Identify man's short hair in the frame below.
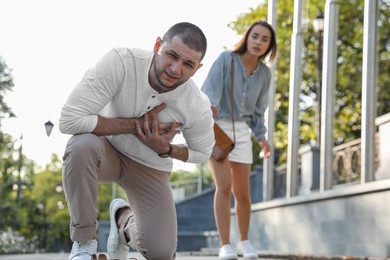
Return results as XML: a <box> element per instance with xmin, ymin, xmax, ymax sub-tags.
<box><xmin>162</xmin><ymin>22</ymin><xmax>207</xmax><ymax>61</ymax></box>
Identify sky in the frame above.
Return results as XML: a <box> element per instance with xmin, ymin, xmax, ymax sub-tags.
<box><xmin>0</xmin><ymin>0</ymin><xmax>261</xmax><ymax>171</ymax></box>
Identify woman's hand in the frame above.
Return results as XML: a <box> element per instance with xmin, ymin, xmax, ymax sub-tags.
<box><xmin>211</xmin><ymin>105</ymin><xmax>219</xmax><ymax>116</ymax></box>
<box><xmin>258</xmin><ymin>139</ymin><xmax>272</xmax><ymax>159</ymax></box>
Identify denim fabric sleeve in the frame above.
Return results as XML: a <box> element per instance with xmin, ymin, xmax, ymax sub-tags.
<box><xmin>201</xmin><ymin>52</ymin><xmax>230</xmax><ymax>110</ymax></box>
<box><xmin>249</xmin><ymin>66</ymin><xmax>272</xmax><ymax>141</ymax></box>
<box><xmin>202</xmin><ymin>51</ymin><xmax>272</xmax><ymax>141</ymax></box>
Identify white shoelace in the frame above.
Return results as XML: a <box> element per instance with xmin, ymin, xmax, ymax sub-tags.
<box><xmin>74</xmin><ymin>241</ymin><xmax>95</xmax><ymax>255</ymax></box>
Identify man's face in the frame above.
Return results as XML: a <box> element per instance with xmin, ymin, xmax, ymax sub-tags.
<box><xmin>149</xmin><ymin>35</ymin><xmax>203</xmax><ymax>93</ymax></box>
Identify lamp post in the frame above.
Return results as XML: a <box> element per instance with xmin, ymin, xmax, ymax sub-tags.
<box><xmin>313</xmin><ymin>12</ymin><xmax>324</xmax><ymax>146</ymax></box>
<box><xmin>44</xmin><ymin>120</ymin><xmax>54</xmax><ymax>137</ymax></box>
<box><xmin>16</xmin><ymin>134</ymin><xmax>23</xmax><ymax>203</ymax></box>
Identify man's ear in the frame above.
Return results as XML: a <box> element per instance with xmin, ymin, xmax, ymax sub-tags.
<box><xmin>153</xmin><ymin>37</ymin><xmax>162</xmax><ymax>55</ymax></box>
<box><xmin>191</xmin><ymin>63</ymin><xmax>203</xmax><ymax>77</ymax></box>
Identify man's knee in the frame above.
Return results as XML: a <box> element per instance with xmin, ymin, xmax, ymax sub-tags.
<box><xmin>64</xmin><ymin>134</ymin><xmax>102</xmax><ymax>161</ymax></box>
<box><xmin>139</xmin><ymin>243</ymin><xmax>176</xmax><ymax>260</ymax></box>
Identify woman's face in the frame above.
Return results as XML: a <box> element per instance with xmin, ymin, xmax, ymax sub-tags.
<box><xmin>246</xmin><ymin>25</ymin><xmax>272</xmax><ymax>58</ymax></box>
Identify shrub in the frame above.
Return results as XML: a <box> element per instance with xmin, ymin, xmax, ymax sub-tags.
<box><xmin>0</xmin><ymin>227</ymin><xmax>37</xmax><ymax>254</ymax></box>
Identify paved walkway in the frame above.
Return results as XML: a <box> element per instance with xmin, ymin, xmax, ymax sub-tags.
<box><xmin>0</xmin><ymin>252</ymin><xmax>384</xmax><ymax>260</ymax></box>
<box><xmin>0</xmin><ymin>252</ymin><xmax>219</xmax><ymax>260</ymax></box>
<box><xmin>0</xmin><ymin>252</ymin><xmax>288</xmax><ymax>260</ymax></box>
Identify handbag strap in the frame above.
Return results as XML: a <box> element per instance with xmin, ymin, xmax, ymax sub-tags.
<box><xmin>231</xmin><ymin>55</ymin><xmax>236</xmax><ymax>143</ymax></box>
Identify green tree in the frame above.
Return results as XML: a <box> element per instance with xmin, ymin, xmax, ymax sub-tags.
<box><xmin>97</xmin><ymin>182</ymin><xmax>126</xmax><ymax>221</ymax></box>
<box><xmin>0</xmin><ymin>136</ymin><xmax>17</xmax><ymax>229</ymax></box>
<box><xmin>0</xmin><ymin>56</ymin><xmax>16</xmax><ymax>125</ymax></box>
<box><xmin>230</xmin><ymin>0</ymin><xmax>390</xmax><ymax>164</ymax></box>
<box><xmin>0</xmin><ymin>56</ymin><xmax>17</xmax><ymax>211</ymax></box>
<box><xmin>26</xmin><ymin>154</ymin><xmax>122</xmax><ymax>252</ymax></box>
<box><xmin>171</xmin><ymin>163</ymin><xmax>214</xmax><ymax>198</ymax></box>
<box><xmin>26</xmin><ymin>154</ymin><xmax>69</xmax><ymax>251</ymax></box>
<box><xmin>0</xmin><ymin>55</ymin><xmax>20</xmax><ymax>232</ymax></box>
<box><xmin>0</xmin><ymin>141</ymin><xmax>39</xmax><ymax>252</ymax></box>
<box><xmin>378</xmin><ymin>0</ymin><xmax>390</xmax><ymax>116</ymax></box>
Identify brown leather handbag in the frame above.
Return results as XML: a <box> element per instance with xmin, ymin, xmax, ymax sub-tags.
<box><xmin>211</xmin><ymin>56</ymin><xmax>236</xmax><ymax>161</ymax></box>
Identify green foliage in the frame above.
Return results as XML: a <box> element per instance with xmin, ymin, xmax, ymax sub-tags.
<box><xmin>28</xmin><ymin>155</ymin><xmax>69</xmax><ymax>251</ymax></box>
<box><xmin>0</xmin><ymin>56</ymin><xmax>16</xmax><ymax>122</ymax></box>
<box><xmin>98</xmin><ymin>183</ymin><xmax>126</xmax><ymax>221</ymax></box>
<box><xmin>378</xmin><ymin>0</ymin><xmax>390</xmax><ymax>116</ymax></box>
<box><xmin>0</xmin><ymin>58</ymin><xmax>18</xmax><ymax>228</ymax></box>
<box><xmin>0</xmin><ymin>152</ymin><xmax>43</xmax><ymax>251</ymax></box>
<box><xmin>171</xmin><ymin>162</ymin><xmax>214</xmax><ymax>198</ymax></box>
<box><xmin>0</xmin><ymin>227</ymin><xmax>36</xmax><ymax>254</ymax></box>
<box><xmin>0</xmin><ymin>149</ymin><xmax>122</xmax><ymax>252</ymax></box>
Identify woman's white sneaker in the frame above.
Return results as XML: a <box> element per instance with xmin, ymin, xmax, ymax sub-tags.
<box><xmin>218</xmin><ymin>244</ymin><xmax>238</xmax><ymax>260</ymax></box>
<box><xmin>68</xmin><ymin>240</ymin><xmax>97</xmax><ymax>260</ymax></box>
<box><xmin>238</xmin><ymin>240</ymin><xmax>257</xmax><ymax>259</ymax></box>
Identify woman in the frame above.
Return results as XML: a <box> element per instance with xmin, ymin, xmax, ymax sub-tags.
<box><xmin>201</xmin><ymin>20</ymin><xmax>277</xmax><ymax>260</ymax></box>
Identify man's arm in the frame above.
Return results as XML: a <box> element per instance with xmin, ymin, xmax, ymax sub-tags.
<box><xmin>170</xmin><ymin>144</ymin><xmax>189</xmax><ymax>162</ymax></box>
<box><xmin>180</xmin><ymin>105</ymin><xmax>215</xmax><ymax>164</ymax></box>
<box><xmin>94</xmin><ymin>103</ymin><xmax>185</xmax><ymax>160</ymax></box>
<box><xmin>92</xmin><ymin>115</ymin><xmax>138</xmax><ymax>136</ymax></box>
<box><xmin>92</xmin><ymin>103</ymin><xmax>173</xmax><ymax>136</ymax></box>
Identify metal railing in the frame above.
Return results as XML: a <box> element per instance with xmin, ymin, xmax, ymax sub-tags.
<box><xmin>272</xmin><ymin>133</ymin><xmax>382</xmax><ymax>198</ymax></box>
<box><xmin>171</xmin><ymin>178</ymin><xmax>213</xmax><ymax>202</ymax></box>
<box><xmin>332</xmin><ymin>133</ymin><xmax>380</xmax><ymax>186</ymax></box>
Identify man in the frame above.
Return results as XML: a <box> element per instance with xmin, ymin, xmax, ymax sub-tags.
<box><xmin>59</xmin><ymin>22</ymin><xmax>214</xmax><ymax>260</ymax></box>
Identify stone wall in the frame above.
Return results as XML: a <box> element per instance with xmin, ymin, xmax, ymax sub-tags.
<box><xmin>230</xmin><ymin>179</ymin><xmax>390</xmax><ymax>257</ymax></box>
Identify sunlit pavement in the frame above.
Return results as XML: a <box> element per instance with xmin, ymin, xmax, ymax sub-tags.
<box><xmin>0</xmin><ymin>252</ymin><xmax>217</xmax><ymax>260</ymax></box>
<box><xmin>0</xmin><ymin>252</ymin><xmax>285</xmax><ymax>260</ymax></box>
<box><xmin>0</xmin><ymin>252</ymin><xmax>386</xmax><ymax>260</ymax></box>
<box><xmin>0</xmin><ymin>252</ymin><xmax>218</xmax><ymax>260</ymax></box>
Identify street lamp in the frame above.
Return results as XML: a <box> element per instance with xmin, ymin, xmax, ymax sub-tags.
<box><xmin>16</xmin><ymin>134</ymin><xmax>23</xmax><ymax>203</ymax></box>
<box><xmin>313</xmin><ymin>12</ymin><xmax>324</xmax><ymax>33</ymax></box>
<box><xmin>313</xmin><ymin>12</ymin><xmax>324</xmax><ymax>146</ymax></box>
<box><xmin>44</xmin><ymin>120</ymin><xmax>54</xmax><ymax>137</ymax></box>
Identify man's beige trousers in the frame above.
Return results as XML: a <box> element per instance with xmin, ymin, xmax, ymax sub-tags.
<box><xmin>62</xmin><ymin>133</ymin><xmax>177</xmax><ymax>259</ymax></box>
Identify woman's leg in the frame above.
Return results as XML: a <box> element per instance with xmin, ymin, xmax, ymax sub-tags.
<box><xmin>230</xmin><ymin>161</ymin><xmax>252</xmax><ymax>241</ymax></box>
<box><xmin>208</xmin><ymin>157</ymin><xmax>233</xmax><ymax>246</ymax></box>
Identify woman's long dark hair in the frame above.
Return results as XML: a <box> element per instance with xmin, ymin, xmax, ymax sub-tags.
<box><xmin>233</xmin><ymin>20</ymin><xmax>277</xmax><ymax>63</ymax></box>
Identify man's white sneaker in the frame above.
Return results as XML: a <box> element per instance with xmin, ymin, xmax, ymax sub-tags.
<box><xmin>218</xmin><ymin>244</ymin><xmax>238</xmax><ymax>260</ymax></box>
<box><xmin>68</xmin><ymin>240</ymin><xmax>97</xmax><ymax>260</ymax></box>
<box><xmin>107</xmin><ymin>198</ymin><xmax>130</xmax><ymax>259</ymax></box>
<box><xmin>238</xmin><ymin>240</ymin><xmax>257</xmax><ymax>259</ymax></box>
